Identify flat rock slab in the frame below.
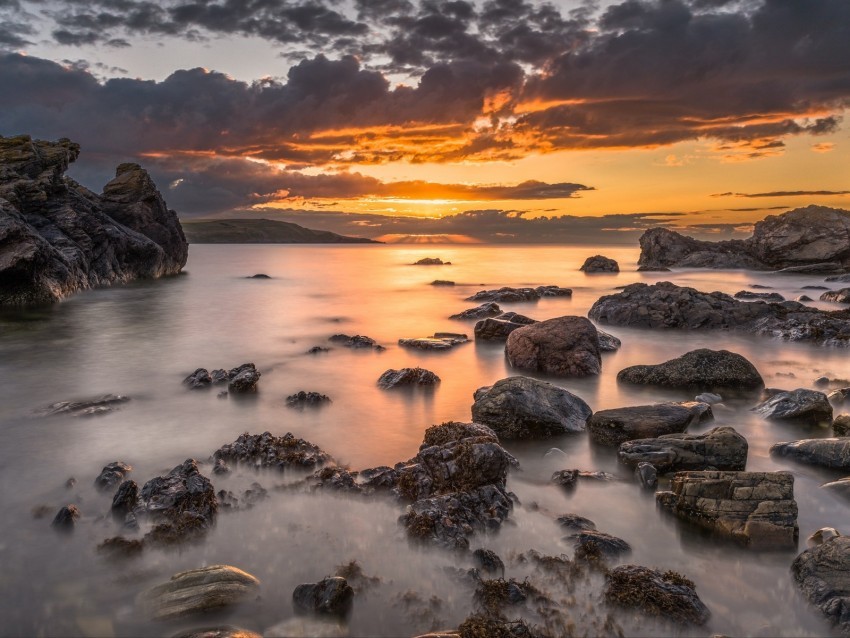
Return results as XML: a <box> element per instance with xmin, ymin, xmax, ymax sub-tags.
<box><xmin>656</xmin><ymin>471</ymin><xmax>799</xmax><ymax>549</ymax></box>
<box><xmin>588</xmin><ymin>402</ymin><xmax>713</xmax><ymax>446</ymax></box>
<box><xmin>605</xmin><ymin>565</ymin><xmax>710</xmax><ymax>626</ymax></box>
<box><xmin>770</xmin><ymin>438</ymin><xmax>850</xmax><ymax>470</ymax></box>
<box><xmin>617</xmin><ymin>349</ymin><xmax>764</xmax><ymax>392</ymax></box>
<box><xmin>618</xmin><ymin>426</ymin><xmax>748</xmax><ymax>472</ymax></box>
<box><xmin>791</xmin><ymin>536</ymin><xmax>850</xmax><ymax>635</ymax></box>
<box><xmin>139</xmin><ymin>565</ymin><xmax>260</xmax><ymax>621</ymax></box>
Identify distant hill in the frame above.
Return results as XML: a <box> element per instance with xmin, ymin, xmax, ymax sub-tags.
<box><xmin>181</xmin><ymin>218</ymin><xmax>379</xmax><ymax>244</ymax></box>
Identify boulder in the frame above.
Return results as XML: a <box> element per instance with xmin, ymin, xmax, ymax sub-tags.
<box><xmin>449</xmin><ymin>303</ymin><xmax>501</xmax><ymax>320</ymax></box>
<box><xmin>821</xmin><ymin>288</ymin><xmax>850</xmax><ymax>303</ymax></box>
<box><xmin>791</xmin><ymin>536</ymin><xmax>850</xmax><ymax>634</ymax></box>
<box><xmin>398</xmin><ymin>333</ymin><xmax>468</xmax><ymax>350</ymax></box>
<box><xmin>656</xmin><ymin>471</ymin><xmax>798</xmax><ymax>549</ymax></box>
<box><xmin>616</xmin><ymin>349</ymin><xmax>763</xmax><ymax>392</ymax></box>
<box><xmin>292</xmin><ymin>577</ymin><xmax>353</xmax><ymax>618</ymax></box>
<box><xmin>138</xmin><ymin>565</ymin><xmax>260</xmax><ymax>621</ymax></box>
<box><xmin>605</xmin><ymin>565</ymin><xmax>710</xmax><ymax>625</ymax></box>
<box><xmin>587</xmin><ymin>402</ymin><xmax>712</xmax><ymax>446</ymax></box>
<box><xmin>753</xmin><ymin>389</ymin><xmax>833</xmax><ymax>424</ymax></box>
<box><xmin>139</xmin><ymin>459</ymin><xmax>217</xmax><ymax>543</ymax></box>
<box><xmin>184</xmin><ymin>369</ymin><xmax>213</xmax><ymax>389</ymax></box>
<box><xmin>473</xmin><ymin>312</ymin><xmax>536</xmax><ymax>341</ymax></box>
<box><xmin>377</xmin><ymin>367</ymin><xmax>440</xmax><ymax>389</ymax></box>
<box><xmin>556</xmin><ymin>514</ymin><xmax>596</xmax><ymax>532</ymax></box>
<box><xmin>570</xmin><ymin>530</ymin><xmax>631</xmax><ymax>560</ymax></box>
<box><xmin>94</xmin><ymin>461</ymin><xmax>133</xmax><ymax>491</ymax></box>
<box><xmin>286</xmin><ymin>391</ymin><xmax>331</xmax><ymax>408</ymax></box>
<box><xmin>580</xmin><ymin>255</ymin><xmax>619</xmax><ymax>273</ymax></box>
<box><xmin>472</xmin><ymin>548</ymin><xmax>505</xmax><ymax>577</ymax></box>
<box><xmin>111</xmin><ymin>480</ymin><xmax>139</xmax><ymax>519</ymax></box>
<box><xmin>770</xmin><ymin>438</ymin><xmax>850</xmax><ymax>470</ymax></box>
<box><xmin>0</xmin><ymin>136</ymin><xmax>187</xmax><ymax>306</ymax></box>
<box><xmin>588</xmin><ymin>281</ymin><xmax>850</xmax><ymax>347</ymax></box>
<box><xmin>618</xmin><ymin>426</ymin><xmax>748</xmax><ymax>472</ymax></box>
<box><xmin>506</xmin><ymin>316</ymin><xmax>601</xmax><ymax>377</ymax></box>
<box><xmin>471</xmin><ymin>376</ymin><xmax>592</xmax><ymax>438</ymax></box>
<box><xmin>213</xmin><ymin>432</ymin><xmax>333</xmax><ymax>470</ymax></box>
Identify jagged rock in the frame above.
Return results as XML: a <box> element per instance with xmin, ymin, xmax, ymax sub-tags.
<box><xmin>770</xmin><ymin>438</ymin><xmax>850</xmax><ymax>470</ymax></box>
<box><xmin>94</xmin><ymin>461</ymin><xmax>133</xmax><ymax>491</ymax></box>
<box><xmin>636</xmin><ymin>462</ymin><xmax>658</xmax><ymax>489</ymax></box>
<box><xmin>111</xmin><ymin>480</ymin><xmax>139</xmax><ymax>519</ymax></box>
<box><xmin>753</xmin><ymin>389</ymin><xmax>833</xmax><ymax>424</ymax></box>
<box><xmin>292</xmin><ymin>577</ymin><xmax>353</xmax><ymax>618</ymax></box>
<box><xmin>588</xmin><ymin>281</ymin><xmax>850</xmax><ymax>347</ymax></box>
<box><xmin>414</xmin><ymin>258</ymin><xmax>449</xmax><ymax>265</ymax></box>
<box><xmin>308</xmin><ymin>467</ymin><xmax>361</xmax><ymax>493</ymax></box>
<box><xmin>638</xmin><ymin>206</ymin><xmax>850</xmax><ymax>271</ymax></box>
<box><xmin>51</xmin><ymin>505</ymin><xmax>80</xmax><ymax>531</ymax></box>
<box><xmin>734</xmin><ymin>291</ymin><xmax>785</xmax><ymax>302</ymax></box>
<box><xmin>37</xmin><ymin>394</ymin><xmax>130</xmax><ymax>418</ymax></box>
<box><xmin>791</xmin><ymin>536</ymin><xmax>850</xmax><ymax>634</ymax></box>
<box><xmin>656</xmin><ymin>471</ymin><xmax>799</xmax><ymax>549</ymax></box>
<box><xmin>556</xmin><ymin>514</ymin><xmax>596</xmax><ymax>531</ymax></box>
<box><xmin>618</xmin><ymin>426</ymin><xmax>748</xmax><ymax>472</ymax></box>
<box><xmin>213</xmin><ymin>432</ymin><xmax>333</xmax><ymax>470</ymax></box>
<box><xmin>605</xmin><ymin>565</ymin><xmax>710</xmax><ymax>625</ymax></box>
<box><xmin>328</xmin><ymin>334</ymin><xmax>384</xmax><ymax>350</ymax></box>
<box><xmin>465</xmin><ymin>286</ymin><xmax>571</xmax><ymax>303</ymax></box>
<box><xmin>227</xmin><ymin>363</ymin><xmax>260</xmax><ymax>394</ymax></box>
<box><xmin>471</xmin><ymin>376</ymin><xmax>592</xmax><ymax>438</ymax></box>
<box><xmin>399</xmin><ymin>333</ymin><xmax>468</xmax><ymax>350</ymax></box>
<box><xmin>184</xmin><ymin>369</ymin><xmax>213</xmax><ymax>389</ymax></box>
<box><xmin>581</xmin><ymin>255</ymin><xmax>619</xmax><ymax>273</ymax></box>
<box><xmin>473</xmin><ymin>312</ymin><xmax>536</xmax><ymax>341</ymax></box>
<box><xmin>286</xmin><ymin>391</ymin><xmax>331</xmax><ymax>408</ymax></box>
<box><xmin>617</xmin><ymin>349</ymin><xmax>763</xmax><ymax>392</ymax></box>
<box><xmin>835</xmin><ymin>415</ymin><xmax>850</xmax><ymax>436</ymax></box>
<box><xmin>570</xmin><ymin>530</ymin><xmax>631</xmax><ymax>560</ymax></box>
<box><xmin>139</xmin><ymin>460</ymin><xmax>217</xmax><ymax>543</ymax></box>
<box><xmin>450</xmin><ymin>302</ymin><xmax>502</xmax><ymax>320</ymax></box>
<box><xmin>0</xmin><ymin>136</ymin><xmax>187</xmax><ymax>305</ymax></box>
<box><xmin>377</xmin><ymin>367</ymin><xmax>440</xmax><ymax>389</ymax></box>
<box><xmin>218</xmin><ymin>483</ymin><xmax>269</xmax><ymax>510</ymax></box>
<box><xmin>596</xmin><ymin>329</ymin><xmax>621</xmax><ymax>352</ymax></box>
<box><xmin>588</xmin><ymin>402</ymin><xmax>713</xmax><ymax>446</ymax></box>
<box><xmin>821</xmin><ymin>288</ymin><xmax>850</xmax><ymax>303</ymax></box>
<box><xmin>506</xmin><ymin>316</ymin><xmax>601</xmax><ymax>377</ymax></box>
<box><xmin>138</xmin><ymin>565</ymin><xmax>260</xmax><ymax>621</ymax></box>
<box><xmin>472</xmin><ymin>548</ymin><xmax>505</xmax><ymax>577</ymax></box>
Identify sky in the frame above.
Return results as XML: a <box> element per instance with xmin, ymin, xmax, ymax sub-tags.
<box><xmin>1</xmin><ymin>0</ymin><xmax>849</xmax><ymax>243</ymax></box>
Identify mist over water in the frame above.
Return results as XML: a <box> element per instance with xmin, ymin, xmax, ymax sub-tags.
<box><xmin>0</xmin><ymin>244</ymin><xmax>847</xmax><ymax>637</ymax></box>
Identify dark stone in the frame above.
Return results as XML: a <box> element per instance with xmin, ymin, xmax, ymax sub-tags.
<box><xmin>734</xmin><ymin>291</ymin><xmax>785</xmax><ymax>302</ymax></box>
<box><xmin>605</xmin><ymin>565</ymin><xmax>710</xmax><ymax>625</ymax></box>
<box><xmin>431</xmin><ymin>280</ymin><xmax>455</xmax><ymax>286</ymax></box>
<box><xmin>571</xmin><ymin>530</ymin><xmax>631</xmax><ymax>560</ymax></box>
<box><xmin>588</xmin><ymin>402</ymin><xmax>713</xmax><ymax>446</ymax></box>
<box><xmin>551</xmin><ymin>469</ymin><xmax>579</xmax><ymax>489</ymax></box>
<box><xmin>581</xmin><ymin>255</ymin><xmax>619</xmax><ymax>273</ymax></box>
<box><xmin>97</xmin><ymin>536</ymin><xmax>145</xmax><ymax>560</ymax></box>
<box><xmin>247</xmin><ymin>273</ymin><xmax>271</xmax><ymax>279</ymax></box>
<box><xmin>213</xmin><ymin>431</ymin><xmax>333</xmax><ymax>470</ymax></box>
<box><xmin>94</xmin><ymin>461</ymin><xmax>133</xmax><ymax>491</ymax></box>
<box><xmin>227</xmin><ymin>363</ymin><xmax>260</xmax><ymax>394</ymax></box>
<box><xmin>139</xmin><ymin>460</ymin><xmax>217</xmax><ymax>543</ymax></box>
<box><xmin>473</xmin><ymin>312</ymin><xmax>536</xmax><ymax>341</ymax></box>
<box><xmin>184</xmin><ymin>369</ymin><xmax>212</xmax><ymax>389</ymax></box>
<box><xmin>449</xmin><ymin>302</ymin><xmax>502</xmax><ymax>320</ymax></box>
<box><xmin>414</xmin><ymin>258</ymin><xmax>449</xmax><ymax>265</ymax></box>
<box><xmin>306</xmin><ymin>346</ymin><xmax>330</xmax><ymax>354</ymax></box>
<box><xmin>506</xmin><ymin>316</ymin><xmax>601</xmax><ymax>377</ymax></box>
<box><xmin>753</xmin><ymin>389</ymin><xmax>833</xmax><ymax>425</ymax></box>
<box><xmin>377</xmin><ymin>367</ymin><xmax>440</xmax><ymax>389</ymax></box>
<box><xmin>770</xmin><ymin>438</ymin><xmax>850</xmax><ymax>470</ymax></box>
<box><xmin>472</xmin><ymin>548</ymin><xmax>505</xmax><ymax>577</ymax></box>
<box><xmin>328</xmin><ymin>334</ymin><xmax>384</xmax><ymax>350</ymax></box>
<box><xmin>834</xmin><ymin>415</ymin><xmax>850</xmax><ymax>436</ymax></box>
<box><xmin>635</xmin><ymin>462</ymin><xmax>658</xmax><ymax>489</ymax></box>
<box><xmin>618</xmin><ymin>426</ymin><xmax>749</xmax><ymax>472</ymax></box>
<box><xmin>596</xmin><ymin>329</ymin><xmax>621</xmax><ymax>352</ymax></box>
<box><xmin>556</xmin><ymin>514</ymin><xmax>596</xmax><ymax>531</ymax></box>
<box><xmin>285</xmin><ymin>391</ymin><xmax>331</xmax><ymax>408</ymax></box>
<box><xmin>617</xmin><ymin>349</ymin><xmax>763</xmax><ymax>392</ymax></box>
<box><xmin>111</xmin><ymin>480</ymin><xmax>139</xmax><ymax>519</ymax></box>
<box><xmin>791</xmin><ymin>536</ymin><xmax>850</xmax><ymax>635</ymax></box>
<box><xmin>292</xmin><ymin>577</ymin><xmax>354</xmax><ymax>618</ymax></box>
<box><xmin>51</xmin><ymin>505</ymin><xmax>80</xmax><ymax>531</ymax></box>
<box><xmin>398</xmin><ymin>333</ymin><xmax>468</xmax><ymax>350</ymax></box>
<box><xmin>465</xmin><ymin>286</ymin><xmax>571</xmax><ymax>303</ymax></box>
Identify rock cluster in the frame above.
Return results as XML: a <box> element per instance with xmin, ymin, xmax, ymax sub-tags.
<box><xmin>183</xmin><ymin>363</ymin><xmax>260</xmax><ymax>394</ymax></box>
<box><xmin>0</xmin><ymin>135</ymin><xmax>187</xmax><ymax>305</ymax></box>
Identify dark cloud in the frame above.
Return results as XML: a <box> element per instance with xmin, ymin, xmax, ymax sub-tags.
<box><xmin>713</xmin><ymin>190</ymin><xmax>850</xmax><ymax>198</ymax></box>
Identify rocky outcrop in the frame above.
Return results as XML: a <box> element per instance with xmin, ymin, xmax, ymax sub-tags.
<box><xmin>212</xmin><ymin>432</ymin><xmax>333</xmax><ymax>470</ymax></box>
<box><xmin>465</xmin><ymin>286</ymin><xmax>571</xmax><ymax>302</ymax></box>
<box><xmin>588</xmin><ymin>402</ymin><xmax>712</xmax><ymax>446</ymax></box>
<box><xmin>471</xmin><ymin>376</ymin><xmax>591</xmax><ymax>438</ymax></box>
<box><xmin>770</xmin><ymin>438</ymin><xmax>850</xmax><ymax>470</ymax></box>
<box><xmin>398</xmin><ymin>333</ymin><xmax>468</xmax><ymax>350</ymax></box>
<box><xmin>605</xmin><ymin>565</ymin><xmax>710</xmax><ymax>625</ymax></box>
<box><xmin>616</xmin><ymin>349</ymin><xmax>763</xmax><ymax>392</ymax></box>
<box><xmin>292</xmin><ymin>577</ymin><xmax>354</xmax><ymax>618</ymax></box>
<box><xmin>588</xmin><ymin>281</ymin><xmax>850</xmax><ymax>347</ymax></box>
<box><xmin>657</xmin><ymin>471</ymin><xmax>799</xmax><ymax>549</ymax></box>
<box><xmin>473</xmin><ymin>312</ymin><xmax>536</xmax><ymax>341</ymax></box>
<box><xmin>506</xmin><ymin>316</ymin><xmax>602</xmax><ymax>377</ymax></box>
<box><xmin>791</xmin><ymin>536</ymin><xmax>850</xmax><ymax>635</ymax></box>
<box><xmin>580</xmin><ymin>255</ymin><xmax>619</xmax><ymax>273</ymax></box>
<box><xmin>138</xmin><ymin>565</ymin><xmax>260</xmax><ymax>621</ymax></box>
<box><xmin>753</xmin><ymin>389</ymin><xmax>833</xmax><ymax>425</ymax></box>
<box><xmin>139</xmin><ymin>459</ymin><xmax>217</xmax><ymax>544</ymax></box>
<box><xmin>638</xmin><ymin>206</ymin><xmax>850</xmax><ymax>270</ymax></box>
<box><xmin>377</xmin><ymin>367</ymin><xmax>440</xmax><ymax>389</ymax></box>
<box><xmin>0</xmin><ymin>135</ymin><xmax>187</xmax><ymax>305</ymax></box>
<box><xmin>618</xmin><ymin>426</ymin><xmax>748</xmax><ymax>472</ymax></box>
<box><xmin>449</xmin><ymin>302</ymin><xmax>502</xmax><ymax>320</ymax></box>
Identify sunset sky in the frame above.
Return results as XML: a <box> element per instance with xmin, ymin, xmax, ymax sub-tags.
<box><xmin>1</xmin><ymin>0</ymin><xmax>848</xmax><ymax>242</ymax></box>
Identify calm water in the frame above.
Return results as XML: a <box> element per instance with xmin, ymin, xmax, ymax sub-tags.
<box><xmin>0</xmin><ymin>244</ymin><xmax>848</xmax><ymax>637</ymax></box>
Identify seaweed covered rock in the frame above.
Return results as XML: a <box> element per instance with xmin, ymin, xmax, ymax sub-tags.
<box><xmin>506</xmin><ymin>316</ymin><xmax>601</xmax><ymax>377</ymax></box>
<box><xmin>618</xmin><ymin>426</ymin><xmax>748</xmax><ymax>472</ymax></box>
<box><xmin>616</xmin><ymin>349</ymin><xmax>764</xmax><ymax>392</ymax></box>
<box><xmin>770</xmin><ymin>438</ymin><xmax>850</xmax><ymax>470</ymax></box>
<box><xmin>139</xmin><ymin>459</ymin><xmax>217</xmax><ymax>544</ymax></box>
<box><xmin>471</xmin><ymin>376</ymin><xmax>592</xmax><ymax>438</ymax></box>
<box><xmin>0</xmin><ymin>135</ymin><xmax>187</xmax><ymax>306</ymax></box>
<box><xmin>587</xmin><ymin>402</ymin><xmax>713</xmax><ymax>446</ymax></box>
<box><xmin>292</xmin><ymin>577</ymin><xmax>354</xmax><ymax>618</ymax></box>
<box><xmin>570</xmin><ymin>530</ymin><xmax>631</xmax><ymax>561</ymax></box>
<box><xmin>605</xmin><ymin>565</ymin><xmax>710</xmax><ymax>625</ymax></box>
<box><xmin>377</xmin><ymin>367</ymin><xmax>440</xmax><ymax>389</ymax></box>
<box><xmin>791</xmin><ymin>536</ymin><xmax>850</xmax><ymax>635</ymax></box>
<box><xmin>212</xmin><ymin>431</ymin><xmax>333</xmax><ymax>470</ymax></box>
<box><xmin>753</xmin><ymin>389</ymin><xmax>833</xmax><ymax>425</ymax></box>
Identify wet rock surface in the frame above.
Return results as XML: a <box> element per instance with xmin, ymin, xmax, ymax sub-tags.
<box><xmin>378</xmin><ymin>367</ymin><xmax>440</xmax><ymax>389</ymax></box>
<box><xmin>753</xmin><ymin>389</ymin><xmax>833</xmax><ymax>424</ymax></box>
<box><xmin>605</xmin><ymin>565</ymin><xmax>710</xmax><ymax>625</ymax></box>
<box><xmin>580</xmin><ymin>255</ymin><xmax>619</xmax><ymax>273</ymax></box>
<box><xmin>450</xmin><ymin>302</ymin><xmax>502</xmax><ymax>320</ymax></box>
<box><xmin>656</xmin><ymin>471</ymin><xmax>799</xmax><ymax>549</ymax></box>
<box><xmin>770</xmin><ymin>438</ymin><xmax>850</xmax><ymax>470</ymax></box>
<box><xmin>139</xmin><ymin>459</ymin><xmax>217</xmax><ymax>544</ymax></box>
<box><xmin>213</xmin><ymin>431</ymin><xmax>333</xmax><ymax>471</ymax></box>
<box><xmin>286</xmin><ymin>391</ymin><xmax>332</xmax><ymax>408</ymax></box>
<box><xmin>473</xmin><ymin>312</ymin><xmax>536</xmax><ymax>341</ymax></box>
<box><xmin>465</xmin><ymin>286</ymin><xmax>571</xmax><ymax>302</ymax></box>
<box><xmin>138</xmin><ymin>565</ymin><xmax>260</xmax><ymax>621</ymax></box>
<box><xmin>471</xmin><ymin>376</ymin><xmax>592</xmax><ymax>438</ymax></box>
<box><xmin>506</xmin><ymin>316</ymin><xmax>602</xmax><ymax>377</ymax></box>
<box><xmin>36</xmin><ymin>394</ymin><xmax>130</xmax><ymax>417</ymax></box>
<box><xmin>618</xmin><ymin>426</ymin><xmax>749</xmax><ymax>472</ymax></box>
<box><xmin>587</xmin><ymin>402</ymin><xmax>713</xmax><ymax>446</ymax></box>
<box><xmin>94</xmin><ymin>461</ymin><xmax>133</xmax><ymax>491</ymax></box>
<box><xmin>791</xmin><ymin>536</ymin><xmax>850</xmax><ymax>635</ymax></box>
<box><xmin>399</xmin><ymin>333</ymin><xmax>469</xmax><ymax>350</ymax></box>
<box><xmin>0</xmin><ymin>135</ymin><xmax>187</xmax><ymax>306</ymax></box>
<box><xmin>570</xmin><ymin>530</ymin><xmax>631</xmax><ymax>561</ymax></box>
<box><xmin>292</xmin><ymin>577</ymin><xmax>354</xmax><ymax>618</ymax></box>
<box><xmin>616</xmin><ymin>349</ymin><xmax>764</xmax><ymax>392</ymax></box>
<box><xmin>589</xmin><ymin>281</ymin><xmax>850</xmax><ymax>347</ymax></box>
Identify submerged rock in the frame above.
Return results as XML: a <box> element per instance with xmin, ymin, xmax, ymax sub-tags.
<box><xmin>94</xmin><ymin>461</ymin><xmax>133</xmax><ymax>491</ymax></box>
<box><xmin>556</xmin><ymin>513</ymin><xmax>597</xmax><ymax>532</ymax></box>
<box><xmin>616</xmin><ymin>349</ymin><xmax>764</xmax><ymax>392</ymax></box>
<box><xmin>791</xmin><ymin>536</ymin><xmax>850</xmax><ymax>635</ymax></box>
<box><xmin>465</xmin><ymin>286</ymin><xmax>571</xmax><ymax>303</ymax></box>
<box><xmin>431</xmin><ymin>280</ymin><xmax>455</xmax><ymax>286</ymax></box>
<box><xmin>471</xmin><ymin>376</ymin><xmax>592</xmax><ymax>438</ymax></box>
<box><xmin>636</xmin><ymin>462</ymin><xmax>658</xmax><ymax>489</ymax></box>
<box><xmin>618</xmin><ymin>426</ymin><xmax>749</xmax><ymax>472</ymax></box>
<box><xmin>605</xmin><ymin>565</ymin><xmax>710</xmax><ymax>625</ymax></box>
<box><xmin>770</xmin><ymin>438</ymin><xmax>850</xmax><ymax>470</ymax></box>
<box><xmin>37</xmin><ymin>394</ymin><xmax>130</xmax><ymax>418</ymax></box>
<box><xmin>506</xmin><ymin>316</ymin><xmax>601</xmax><ymax>377</ymax></box>
<box><xmin>184</xmin><ymin>369</ymin><xmax>213</xmax><ymax>389</ymax></box>
<box><xmin>328</xmin><ymin>334</ymin><xmax>384</xmax><ymax>350</ymax></box>
<box><xmin>139</xmin><ymin>460</ymin><xmax>217</xmax><ymax>543</ymax></box>
<box><xmin>450</xmin><ymin>302</ymin><xmax>502</xmax><ymax>320</ymax></box>
<box><xmin>753</xmin><ymin>389</ymin><xmax>833</xmax><ymax>425</ymax></box>
<box><xmin>213</xmin><ymin>431</ymin><xmax>333</xmax><ymax>470</ymax></box>
<box><xmin>734</xmin><ymin>291</ymin><xmax>785</xmax><ymax>302</ymax></box>
<box><xmin>571</xmin><ymin>530</ymin><xmax>631</xmax><ymax>561</ymax></box>
<box><xmin>472</xmin><ymin>548</ymin><xmax>505</xmax><ymax>577</ymax></box>
<box><xmin>286</xmin><ymin>391</ymin><xmax>332</xmax><ymax>408</ymax></box>
<box><xmin>0</xmin><ymin>135</ymin><xmax>187</xmax><ymax>306</ymax></box>
<box><xmin>377</xmin><ymin>367</ymin><xmax>440</xmax><ymax>389</ymax></box>
<box><xmin>138</xmin><ymin>565</ymin><xmax>260</xmax><ymax>621</ymax></box>
<box><xmin>656</xmin><ymin>471</ymin><xmax>799</xmax><ymax>549</ymax></box>
<box><xmin>581</xmin><ymin>255</ymin><xmax>619</xmax><ymax>273</ymax></box>
<box><xmin>398</xmin><ymin>333</ymin><xmax>469</xmax><ymax>350</ymax></box>
<box><xmin>292</xmin><ymin>577</ymin><xmax>354</xmax><ymax>618</ymax></box>
<box><xmin>51</xmin><ymin>505</ymin><xmax>80</xmax><ymax>531</ymax></box>
<box><xmin>588</xmin><ymin>402</ymin><xmax>713</xmax><ymax>446</ymax></box>
<box><xmin>596</xmin><ymin>329</ymin><xmax>621</xmax><ymax>352</ymax></box>
<box><xmin>821</xmin><ymin>477</ymin><xmax>850</xmax><ymax>499</ymax></box>
<box><xmin>414</xmin><ymin>257</ymin><xmax>449</xmax><ymax>265</ymax></box>
<box><xmin>473</xmin><ymin>312</ymin><xmax>536</xmax><ymax>341</ymax></box>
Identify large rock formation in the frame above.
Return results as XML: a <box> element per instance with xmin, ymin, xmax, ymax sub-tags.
<box><xmin>505</xmin><ymin>316</ymin><xmax>602</xmax><ymax>377</ymax></box>
<box><xmin>791</xmin><ymin>536</ymin><xmax>850</xmax><ymax>635</ymax></box>
<box><xmin>616</xmin><ymin>349</ymin><xmax>764</xmax><ymax>392</ymax></box>
<box><xmin>618</xmin><ymin>426</ymin><xmax>748</xmax><ymax>472</ymax></box>
<box><xmin>0</xmin><ymin>135</ymin><xmax>187</xmax><ymax>305</ymax></box>
<box><xmin>588</xmin><ymin>282</ymin><xmax>850</xmax><ymax>347</ymax></box>
<box><xmin>638</xmin><ymin>206</ymin><xmax>850</xmax><ymax>270</ymax></box>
